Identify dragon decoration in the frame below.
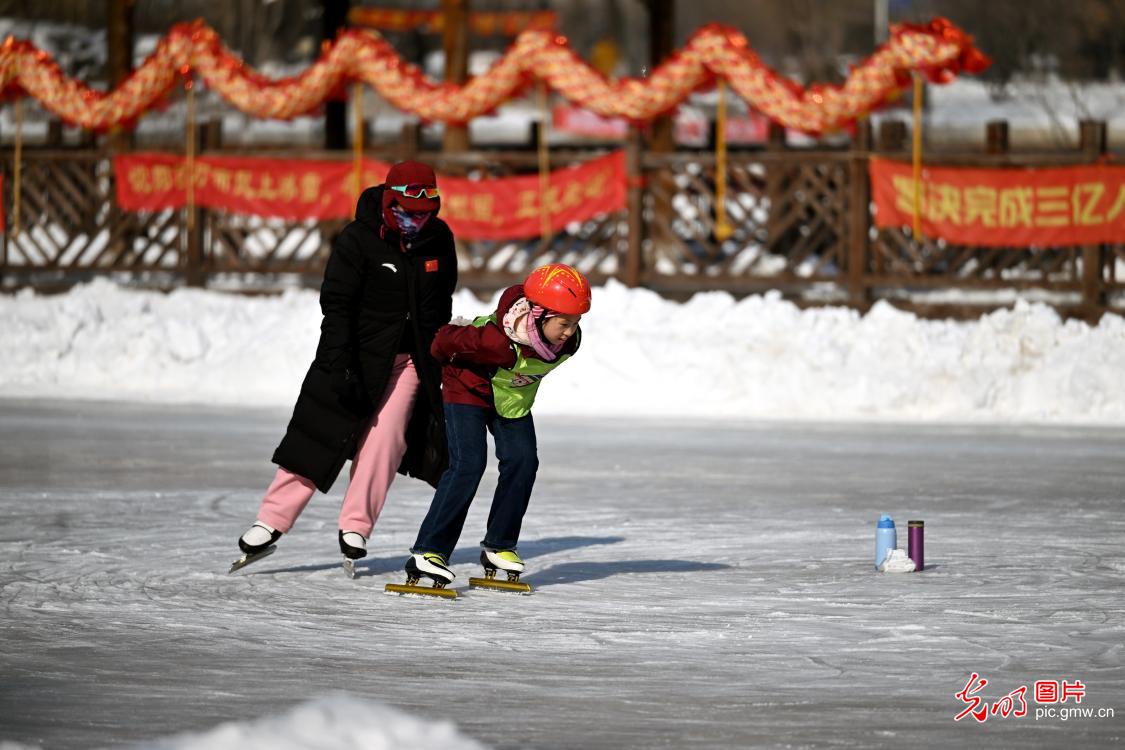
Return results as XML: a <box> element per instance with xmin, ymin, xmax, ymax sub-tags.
<box><xmin>0</xmin><ymin>17</ymin><xmax>989</xmax><ymax>135</ymax></box>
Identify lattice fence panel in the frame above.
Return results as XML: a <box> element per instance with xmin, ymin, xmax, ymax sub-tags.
<box><xmin>107</xmin><ymin>208</ymin><xmax>184</xmax><ymax>270</ymax></box>
<box><xmin>205</xmin><ymin>213</ymin><xmax>340</xmax><ymax>275</ymax></box>
<box><xmin>4</xmin><ymin>148</ymin><xmax>1120</xmax><ymax>314</ymax></box>
<box><xmin>870</xmin><ymin>230</ymin><xmax>1088</xmax><ymax>288</ymax></box>
<box><xmin>1106</xmin><ymin>244</ymin><xmax>1125</xmax><ymax>293</ymax></box>
<box><xmin>2</xmin><ymin>153</ymin><xmax>183</xmax><ymax>274</ymax></box>
<box><xmin>642</xmin><ymin>154</ymin><xmax>850</xmax><ymax>281</ymax></box>
<box><xmin>763</xmin><ymin>159</ymin><xmax>849</xmax><ymax>279</ymax></box>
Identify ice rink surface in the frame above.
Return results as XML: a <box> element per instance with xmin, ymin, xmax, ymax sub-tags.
<box><xmin>1</xmin><ymin>399</ymin><xmax>1123</xmax><ymax>749</ymax></box>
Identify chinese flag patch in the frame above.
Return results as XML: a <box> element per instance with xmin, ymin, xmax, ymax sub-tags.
<box><xmin>425</xmin><ymin>259</ymin><xmax>439</xmax><ymax>272</ymax></box>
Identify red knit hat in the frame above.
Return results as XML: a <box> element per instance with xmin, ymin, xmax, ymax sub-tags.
<box><xmin>382</xmin><ymin>161</ymin><xmax>440</xmax><ymax>221</ymax></box>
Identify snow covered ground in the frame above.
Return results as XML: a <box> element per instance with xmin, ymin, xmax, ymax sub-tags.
<box><xmin>0</xmin><ymin>399</ymin><xmax>1123</xmax><ymax>748</ymax></box>
<box><xmin>3</xmin><ymin>280</ymin><xmax>1125</xmax><ymax>425</ymax></box>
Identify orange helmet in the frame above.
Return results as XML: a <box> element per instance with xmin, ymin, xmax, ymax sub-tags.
<box><xmin>523</xmin><ymin>264</ymin><xmax>592</xmax><ymax>316</ymax></box>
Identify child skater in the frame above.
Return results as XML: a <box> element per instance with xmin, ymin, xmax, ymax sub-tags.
<box><xmin>400</xmin><ymin>263</ymin><xmax>591</xmax><ymax>591</ymax></box>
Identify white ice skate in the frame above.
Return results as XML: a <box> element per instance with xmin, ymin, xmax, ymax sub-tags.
<box><xmin>339</xmin><ymin>530</ymin><xmax>367</xmax><ymax>579</ymax></box>
<box><xmin>229</xmin><ymin>522</ymin><xmax>282</xmax><ymax>573</ymax></box>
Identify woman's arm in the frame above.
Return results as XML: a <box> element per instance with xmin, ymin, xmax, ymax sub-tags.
<box><xmin>317</xmin><ymin>230</ymin><xmax>364</xmax><ymax>368</ymax></box>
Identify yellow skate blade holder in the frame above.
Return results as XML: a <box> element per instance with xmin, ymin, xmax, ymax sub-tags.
<box><xmin>469</xmin><ymin>568</ymin><xmax>532</xmax><ymax>594</ymax></box>
<box><xmin>384</xmin><ymin>576</ymin><xmax>458</xmax><ymax>599</ymax></box>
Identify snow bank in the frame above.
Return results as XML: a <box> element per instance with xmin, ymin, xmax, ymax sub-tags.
<box><xmin>137</xmin><ymin>695</ymin><xmax>487</xmax><ymax>750</ymax></box>
<box><xmin>3</xmin><ymin>278</ymin><xmax>1125</xmax><ymax>424</ymax></box>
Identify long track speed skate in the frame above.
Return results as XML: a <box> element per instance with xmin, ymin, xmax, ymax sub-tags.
<box><xmin>469</xmin><ymin>549</ymin><xmax>531</xmax><ymax>594</ymax></box>
<box><xmin>385</xmin><ymin>553</ymin><xmax>458</xmax><ymax>599</ymax></box>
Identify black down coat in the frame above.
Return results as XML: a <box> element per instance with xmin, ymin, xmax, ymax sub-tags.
<box><xmin>271</xmin><ymin>185</ymin><xmax>457</xmax><ymax>492</ymax></box>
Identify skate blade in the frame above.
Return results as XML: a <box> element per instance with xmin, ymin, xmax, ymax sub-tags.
<box><xmin>228</xmin><ymin>545</ymin><xmax>276</xmax><ymax>574</ymax></box>
<box><xmin>469</xmin><ymin>576</ymin><xmax>532</xmax><ymax>594</ymax></box>
<box><xmin>384</xmin><ymin>582</ymin><xmax>458</xmax><ymax>599</ymax></box>
<box><xmin>343</xmin><ymin>558</ymin><xmax>357</xmax><ymax>579</ymax></box>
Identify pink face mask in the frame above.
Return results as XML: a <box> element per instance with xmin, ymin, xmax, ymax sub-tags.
<box><xmin>501</xmin><ymin>297</ymin><xmax>564</xmax><ymax>362</ymax></box>
<box><xmin>526</xmin><ymin>304</ymin><xmax>565</xmax><ymax>361</ymax></box>
<box><xmin>391</xmin><ymin>205</ymin><xmax>434</xmax><ymax>238</ymax></box>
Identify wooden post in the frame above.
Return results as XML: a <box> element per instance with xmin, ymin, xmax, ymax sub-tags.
<box><xmin>323</xmin><ymin>0</ymin><xmax>350</xmax><ymax>150</ymax></box>
<box><xmin>869</xmin><ymin>121</ymin><xmax>908</xmax><ymax>278</ymax></box>
<box><xmin>1079</xmin><ymin>120</ymin><xmax>1107</xmax><ymax>316</ymax></box>
<box><xmin>441</xmin><ymin>0</ymin><xmax>470</xmax><ymax>152</ymax></box>
<box><xmin>1079</xmin><ymin>119</ymin><xmax>1107</xmax><ymax>157</ymax></box>
<box><xmin>184</xmin><ymin>119</ymin><xmax>205</xmax><ymax>287</ymax></box>
<box><xmin>46</xmin><ymin>120</ymin><xmax>64</xmax><ymax>147</ymax></box>
<box><xmin>534</xmin><ymin>81</ymin><xmax>553</xmax><ymax>244</ymax></box>
<box><xmin>847</xmin><ymin>120</ymin><xmax>872</xmax><ymax>308</ymax></box>
<box><xmin>985</xmin><ymin>120</ymin><xmax>1009</xmax><ymax>155</ymax></box>
<box><xmin>106</xmin><ymin>0</ymin><xmax>135</xmax><ymax>153</ymax></box>
<box><xmin>763</xmin><ymin>121</ymin><xmax>789</xmax><ymax>255</ymax></box>
<box><xmin>398</xmin><ymin>122</ymin><xmax>422</xmax><ymax>160</ymax></box>
<box><xmin>766</xmin><ymin>122</ymin><xmax>786</xmax><ymax>150</ymax></box>
<box><xmin>201</xmin><ymin>117</ymin><xmax>223</xmax><ymax>151</ymax></box>
<box><xmin>190</xmin><ymin>117</ymin><xmax>222</xmax><ymax>285</ymax></box>
<box><xmin>642</xmin><ymin>0</ymin><xmax>674</xmax><ymax>270</ymax></box>
<box><xmin>647</xmin><ymin>0</ymin><xmax>675</xmax><ymax>152</ymax></box>
<box><xmin>624</xmin><ymin>126</ymin><xmax>644</xmax><ymax>287</ymax></box>
<box><xmin>105</xmin><ymin>0</ymin><xmax>137</xmax><ymax>276</ymax></box>
<box><xmin>876</xmin><ymin>120</ymin><xmax>906</xmax><ymax>152</ymax></box>
<box><xmin>352</xmin><ymin>82</ymin><xmax>365</xmax><ymax>205</ymax></box>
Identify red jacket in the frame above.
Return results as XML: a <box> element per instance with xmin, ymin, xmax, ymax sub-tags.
<box><xmin>430</xmin><ymin>284</ymin><xmax>581</xmax><ymax>409</ymax></box>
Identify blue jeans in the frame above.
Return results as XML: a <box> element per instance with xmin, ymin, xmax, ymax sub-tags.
<box><xmin>411</xmin><ymin>403</ymin><xmax>538</xmax><ymax>560</ymax></box>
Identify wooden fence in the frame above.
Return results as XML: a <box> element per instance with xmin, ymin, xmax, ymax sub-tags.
<box><xmin>2</xmin><ymin>119</ymin><xmax>1122</xmax><ymax>320</ymax></box>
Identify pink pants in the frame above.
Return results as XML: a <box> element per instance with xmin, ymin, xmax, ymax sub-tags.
<box><xmin>256</xmin><ymin>353</ymin><xmax>420</xmax><ymax>537</ymax></box>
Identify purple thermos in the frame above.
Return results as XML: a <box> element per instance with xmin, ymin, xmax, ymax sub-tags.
<box><xmin>908</xmin><ymin>520</ymin><xmax>924</xmax><ymax>571</ymax></box>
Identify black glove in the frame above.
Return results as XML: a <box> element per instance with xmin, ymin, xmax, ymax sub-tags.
<box><xmin>331</xmin><ymin>358</ymin><xmax>371</xmax><ymax>413</ymax></box>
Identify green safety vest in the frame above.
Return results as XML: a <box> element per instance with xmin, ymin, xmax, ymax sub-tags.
<box><xmin>473</xmin><ymin>314</ymin><xmax>576</xmax><ymax>419</ymax></box>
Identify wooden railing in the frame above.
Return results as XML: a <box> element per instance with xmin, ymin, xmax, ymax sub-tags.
<box><xmin>2</xmin><ymin>120</ymin><xmax>1121</xmax><ymax>319</ymax></box>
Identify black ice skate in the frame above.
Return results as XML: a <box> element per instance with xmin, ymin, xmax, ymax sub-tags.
<box><xmin>229</xmin><ymin>522</ymin><xmax>282</xmax><ymax>573</ymax></box>
<box><xmin>469</xmin><ymin>549</ymin><xmax>531</xmax><ymax>594</ymax></box>
<box><xmin>339</xmin><ymin>530</ymin><xmax>367</xmax><ymax>579</ymax></box>
<box><xmin>384</xmin><ymin>553</ymin><xmax>457</xmax><ymax>599</ymax></box>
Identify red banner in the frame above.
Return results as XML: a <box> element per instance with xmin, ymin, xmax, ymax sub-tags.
<box><xmin>870</xmin><ymin>157</ymin><xmax>1125</xmax><ymax>247</ymax></box>
<box><xmin>113</xmin><ymin>152</ymin><xmax>626</xmax><ymax>241</ymax></box>
<box><xmin>115</xmin><ymin>154</ymin><xmax>360</xmax><ymax>219</ymax></box>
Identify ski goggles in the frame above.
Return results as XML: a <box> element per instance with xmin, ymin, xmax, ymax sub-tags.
<box><xmin>390</xmin><ymin>184</ymin><xmax>440</xmax><ymax>199</ymax></box>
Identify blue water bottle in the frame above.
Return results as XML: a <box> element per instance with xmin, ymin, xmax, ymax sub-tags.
<box><xmin>875</xmin><ymin>514</ymin><xmax>897</xmax><ymax>570</ymax></box>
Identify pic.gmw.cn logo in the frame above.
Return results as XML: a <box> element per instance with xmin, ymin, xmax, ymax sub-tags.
<box><xmin>954</xmin><ymin>673</ymin><xmax>1116</xmax><ymax>722</ymax></box>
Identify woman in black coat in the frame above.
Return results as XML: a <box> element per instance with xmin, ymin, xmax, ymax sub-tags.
<box><xmin>232</xmin><ymin>161</ymin><xmax>457</xmax><ymax>572</ymax></box>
